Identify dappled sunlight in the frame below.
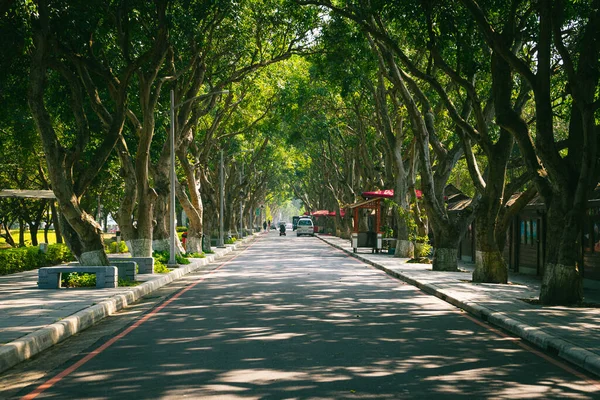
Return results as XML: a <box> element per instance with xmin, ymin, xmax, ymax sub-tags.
<box><xmin>32</xmin><ymin>235</ymin><xmax>600</xmax><ymax>399</ymax></box>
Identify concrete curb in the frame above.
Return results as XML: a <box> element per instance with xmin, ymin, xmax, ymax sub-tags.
<box><xmin>318</xmin><ymin>235</ymin><xmax>600</xmax><ymax>378</ymax></box>
<box><xmin>0</xmin><ymin>234</ymin><xmax>259</xmax><ymax>374</ymax></box>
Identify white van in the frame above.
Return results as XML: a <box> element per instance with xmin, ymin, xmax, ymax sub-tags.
<box><xmin>296</xmin><ymin>218</ymin><xmax>314</xmax><ymax>236</ymax></box>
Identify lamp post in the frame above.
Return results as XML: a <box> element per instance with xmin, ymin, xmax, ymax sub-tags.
<box><xmin>168</xmin><ymin>90</ymin><xmax>177</xmax><ymax>266</ymax></box>
<box><xmin>218</xmin><ymin>149</ymin><xmax>225</xmax><ymax>247</ymax></box>
<box><xmin>239</xmin><ymin>163</ymin><xmax>244</xmax><ymax>239</ymax></box>
<box><xmin>168</xmin><ymin>89</ymin><xmax>229</xmax><ymax>266</ymax></box>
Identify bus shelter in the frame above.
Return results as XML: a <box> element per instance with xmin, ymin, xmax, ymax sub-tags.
<box><xmin>347</xmin><ymin>198</ymin><xmax>382</xmax><ymax>253</ymax></box>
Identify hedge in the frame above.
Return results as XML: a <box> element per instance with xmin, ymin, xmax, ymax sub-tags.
<box><xmin>0</xmin><ymin>244</ymin><xmax>75</xmax><ymax>275</ymax></box>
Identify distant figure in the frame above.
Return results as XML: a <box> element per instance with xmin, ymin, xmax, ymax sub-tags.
<box><xmin>263</xmin><ymin>221</ymin><xmax>267</xmax><ymax>231</ymax></box>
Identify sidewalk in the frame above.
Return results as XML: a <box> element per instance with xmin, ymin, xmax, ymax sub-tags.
<box><xmin>0</xmin><ymin>234</ymin><xmax>260</xmax><ymax>374</ymax></box>
<box><xmin>317</xmin><ymin>234</ymin><xmax>600</xmax><ymax>378</ymax></box>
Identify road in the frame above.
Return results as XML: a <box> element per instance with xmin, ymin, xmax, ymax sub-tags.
<box><xmin>9</xmin><ymin>232</ymin><xmax>600</xmax><ymax>399</ymax></box>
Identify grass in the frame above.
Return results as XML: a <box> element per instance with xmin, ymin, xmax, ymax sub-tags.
<box><xmin>0</xmin><ymin>230</ymin><xmax>116</xmax><ymax>250</ymax></box>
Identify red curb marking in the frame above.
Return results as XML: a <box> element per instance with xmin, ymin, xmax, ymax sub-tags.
<box><xmin>319</xmin><ymin>237</ymin><xmax>600</xmax><ymax>390</ymax></box>
<box><xmin>22</xmin><ymin>239</ymin><xmax>260</xmax><ymax>400</ymax></box>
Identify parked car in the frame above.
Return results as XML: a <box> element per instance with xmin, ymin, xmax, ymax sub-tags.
<box><xmin>296</xmin><ymin>218</ymin><xmax>314</xmax><ymax>237</ymax></box>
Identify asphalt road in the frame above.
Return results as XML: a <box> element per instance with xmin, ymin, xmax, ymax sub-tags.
<box><xmin>12</xmin><ymin>232</ymin><xmax>600</xmax><ymax>399</ymax></box>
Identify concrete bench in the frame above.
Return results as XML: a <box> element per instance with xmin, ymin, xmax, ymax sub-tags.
<box><xmin>38</xmin><ymin>266</ymin><xmax>118</xmax><ymax>289</ymax></box>
<box><xmin>109</xmin><ymin>261</ymin><xmax>137</xmax><ymax>281</ymax></box>
<box><xmin>108</xmin><ymin>257</ymin><xmax>154</xmax><ymax>274</ymax></box>
<box><xmin>69</xmin><ymin>261</ymin><xmax>137</xmax><ymax>281</ymax></box>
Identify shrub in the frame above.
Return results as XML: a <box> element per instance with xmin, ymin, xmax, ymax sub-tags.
<box><xmin>414</xmin><ymin>241</ymin><xmax>432</xmax><ymax>258</ymax></box>
<box><xmin>184</xmin><ymin>252</ymin><xmax>205</xmax><ymax>258</ymax></box>
<box><xmin>152</xmin><ymin>250</ymin><xmax>169</xmax><ymax>264</ymax></box>
<box><xmin>153</xmin><ymin>250</ymin><xmax>190</xmax><ymax>265</ymax></box>
<box><xmin>176</xmin><ymin>254</ymin><xmax>190</xmax><ymax>264</ymax></box>
<box><xmin>61</xmin><ymin>272</ymin><xmax>96</xmax><ymax>287</ymax></box>
<box><xmin>0</xmin><ymin>249</ymin><xmax>26</xmax><ymax>274</ymax></box>
<box><xmin>0</xmin><ymin>243</ymin><xmax>74</xmax><ymax>275</ymax></box>
<box><xmin>154</xmin><ymin>260</ymin><xmax>170</xmax><ymax>274</ymax></box>
<box><xmin>46</xmin><ymin>244</ymin><xmax>75</xmax><ymax>265</ymax></box>
<box><xmin>107</xmin><ymin>241</ymin><xmax>128</xmax><ymax>254</ymax></box>
<box><xmin>224</xmin><ymin>238</ymin><xmax>236</xmax><ymax>245</ymax></box>
<box><xmin>176</xmin><ymin>226</ymin><xmax>188</xmax><ymax>232</ymax></box>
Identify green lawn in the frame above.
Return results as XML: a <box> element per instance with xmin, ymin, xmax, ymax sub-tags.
<box><xmin>0</xmin><ymin>230</ymin><xmax>116</xmax><ymax>250</ymax></box>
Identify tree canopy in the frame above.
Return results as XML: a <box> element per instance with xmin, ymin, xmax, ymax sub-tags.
<box><xmin>1</xmin><ymin>0</ymin><xmax>598</xmax><ymax>305</ymax></box>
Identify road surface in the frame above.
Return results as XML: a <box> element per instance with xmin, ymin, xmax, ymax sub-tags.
<box><xmin>8</xmin><ymin>233</ymin><xmax>600</xmax><ymax>399</ymax></box>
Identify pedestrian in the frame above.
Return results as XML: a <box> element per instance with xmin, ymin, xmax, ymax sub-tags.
<box><xmin>263</xmin><ymin>221</ymin><xmax>267</xmax><ymax>231</ymax></box>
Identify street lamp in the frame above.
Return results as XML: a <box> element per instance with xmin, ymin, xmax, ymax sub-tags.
<box><xmin>168</xmin><ymin>89</ymin><xmax>229</xmax><ymax>267</ymax></box>
<box><xmin>239</xmin><ymin>163</ymin><xmax>244</xmax><ymax>239</ymax></box>
<box><xmin>218</xmin><ymin>149</ymin><xmax>225</xmax><ymax>248</ymax></box>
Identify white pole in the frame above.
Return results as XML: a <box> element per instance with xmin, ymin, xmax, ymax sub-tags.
<box><xmin>218</xmin><ymin>149</ymin><xmax>225</xmax><ymax>247</ymax></box>
<box><xmin>168</xmin><ymin>89</ymin><xmax>177</xmax><ymax>266</ymax></box>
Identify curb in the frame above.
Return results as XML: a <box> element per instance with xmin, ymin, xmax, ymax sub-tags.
<box><xmin>0</xmin><ymin>234</ymin><xmax>259</xmax><ymax>374</ymax></box>
<box><xmin>318</xmin><ymin>235</ymin><xmax>600</xmax><ymax>378</ymax></box>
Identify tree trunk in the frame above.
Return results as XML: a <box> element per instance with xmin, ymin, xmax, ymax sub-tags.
<box><xmin>44</xmin><ymin>223</ymin><xmax>50</xmax><ymax>244</ymax></box>
<box><xmin>1</xmin><ymin>221</ymin><xmax>16</xmax><ymax>248</ymax></box>
<box><xmin>59</xmin><ymin>214</ymin><xmax>108</xmax><ymax>265</ymax></box>
<box><xmin>203</xmin><ymin>212</ymin><xmax>214</xmax><ymax>253</ymax></box>
<box><xmin>152</xmin><ymin>193</ymin><xmax>171</xmax><ymax>252</ymax></box>
<box><xmin>176</xmin><ymin>181</ymin><xmax>204</xmax><ymax>254</ymax></box>
<box><xmin>30</xmin><ymin>223</ymin><xmax>40</xmax><ymax>247</ymax></box>
<box><xmin>19</xmin><ymin>219</ymin><xmax>25</xmax><ymax>247</ymax></box>
<box><xmin>430</xmin><ymin>222</ymin><xmax>460</xmax><ymax>271</ymax></box>
<box><xmin>539</xmin><ymin>200</ymin><xmax>583</xmax><ymax>304</ymax></box>
<box><xmin>51</xmin><ymin>201</ymin><xmax>62</xmax><ymax>244</ymax></box>
<box><xmin>473</xmin><ymin>202</ymin><xmax>507</xmax><ymax>283</ymax></box>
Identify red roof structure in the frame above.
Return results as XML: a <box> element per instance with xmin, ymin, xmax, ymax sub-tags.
<box><xmin>328</xmin><ymin>210</ymin><xmax>346</xmax><ymax>217</ymax></box>
<box><xmin>361</xmin><ymin>189</ymin><xmax>423</xmax><ymax>199</ymax></box>
<box><xmin>311</xmin><ymin>210</ymin><xmax>330</xmax><ymax>217</ymax></box>
<box><xmin>305</xmin><ymin>209</ymin><xmax>347</xmax><ymax>217</ymax></box>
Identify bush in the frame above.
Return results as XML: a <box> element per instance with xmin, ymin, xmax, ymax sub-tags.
<box><xmin>414</xmin><ymin>241</ymin><xmax>432</xmax><ymax>258</ymax></box>
<box><xmin>154</xmin><ymin>260</ymin><xmax>170</xmax><ymax>274</ymax></box>
<box><xmin>224</xmin><ymin>238</ymin><xmax>236</xmax><ymax>245</ymax></box>
<box><xmin>107</xmin><ymin>241</ymin><xmax>128</xmax><ymax>254</ymax></box>
<box><xmin>184</xmin><ymin>252</ymin><xmax>205</xmax><ymax>258</ymax></box>
<box><xmin>46</xmin><ymin>244</ymin><xmax>75</xmax><ymax>265</ymax></box>
<box><xmin>152</xmin><ymin>250</ymin><xmax>169</xmax><ymax>264</ymax></box>
<box><xmin>61</xmin><ymin>272</ymin><xmax>96</xmax><ymax>287</ymax></box>
<box><xmin>176</xmin><ymin>226</ymin><xmax>188</xmax><ymax>232</ymax></box>
<box><xmin>152</xmin><ymin>250</ymin><xmax>190</xmax><ymax>265</ymax></box>
<box><xmin>0</xmin><ymin>243</ymin><xmax>75</xmax><ymax>275</ymax></box>
<box><xmin>176</xmin><ymin>254</ymin><xmax>190</xmax><ymax>264</ymax></box>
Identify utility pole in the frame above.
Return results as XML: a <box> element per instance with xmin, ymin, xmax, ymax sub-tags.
<box><xmin>218</xmin><ymin>149</ymin><xmax>225</xmax><ymax>247</ymax></box>
<box><xmin>168</xmin><ymin>89</ymin><xmax>177</xmax><ymax>267</ymax></box>
<box><xmin>239</xmin><ymin>163</ymin><xmax>244</xmax><ymax>239</ymax></box>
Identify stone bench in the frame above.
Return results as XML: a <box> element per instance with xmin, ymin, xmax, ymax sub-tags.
<box><xmin>68</xmin><ymin>261</ymin><xmax>137</xmax><ymax>281</ymax></box>
<box><xmin>38</xmin><ymin>266</ymin><xmax>118</xmax><ymax>289</ymax></box>
<box><xmin>108</xmin><ymin>257</ymin><xmax>154</xmax><ymax>274</ymax></box>
<box><xmin>109</xmin><ymin>261</ymin><xmax>137</xmax><ymax>281</ymax></box>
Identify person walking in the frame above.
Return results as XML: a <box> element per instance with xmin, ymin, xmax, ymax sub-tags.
<box><xmin>263</xmin><ymin>221</ymin><xmax>267</xmax><ymax>231</ymax></box>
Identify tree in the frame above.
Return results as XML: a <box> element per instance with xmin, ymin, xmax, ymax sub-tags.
<box><xmin>26</xmin><ymin>0</ymin><xmax>147</xmax><ymax>264</ymax></box>
<box><xmin>460</xmin><ymin>0</ymin><xmax>600</xmax><ymax>304</ymax></box>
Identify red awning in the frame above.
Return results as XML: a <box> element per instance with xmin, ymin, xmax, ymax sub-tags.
<box><xmin>361</xmin><ymin>189</ymin><xmax>423</xmax><ymax>199</ymax></box>
<box><xmin>311</xmin><ymin>210</ymin><xmax>330</xmax><ymax>216</ymax></box>
<box><xmin>328</xmin><ymin>210</ymin><xmax>346</xmax><ymax>217</ymax></box>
